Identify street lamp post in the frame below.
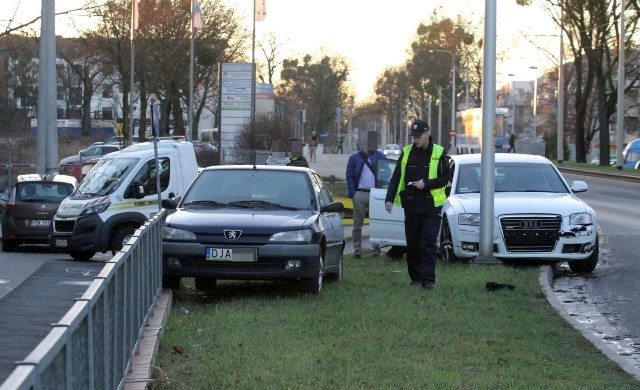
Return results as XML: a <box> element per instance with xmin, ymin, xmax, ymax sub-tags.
<box><xmin>530</xmin><ymin>65</ymin><xmax>538</xmax><ymax>137</ymax></box>
<box><xmin>508</xmin><ymin>73</ymin><xmax>516</xmax><ymax>135</ymax></box>
<box><xmin>430</xmin><ymin>49</ymin><xmax>456</xmax><ymax>148</ymax></box>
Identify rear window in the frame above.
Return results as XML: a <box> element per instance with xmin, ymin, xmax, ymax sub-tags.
<box><xmin>16</xmin><ymin>182</ymin><xmax>74</xmax><ymax>203</ymax></box>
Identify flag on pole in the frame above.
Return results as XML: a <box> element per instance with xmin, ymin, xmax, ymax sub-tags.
<box><xmin>255</xmin><ymin>0</ymin><xmax>267</xmax><ymax>21</ymax></box>
<box><xmin>133</xmin><ymin>0</ymin><xmax>139</xmax><ymax>30</ymax></box>
<box><xmin>193</xmin><ymin>0</ymin><xmax>203</xmax><ymax>28</ymax></box>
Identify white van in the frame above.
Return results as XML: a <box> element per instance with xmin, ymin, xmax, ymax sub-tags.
<box><xmin>49</xmin><ymin>140</ymin><xmax>199</xmax><ymax>260</ymax></box>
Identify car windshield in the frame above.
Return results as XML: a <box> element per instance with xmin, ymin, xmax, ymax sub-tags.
<box><xmin>455</xmin><ymin>162</ymin><xmax>569</xmax><ymax>194</ymax></box>
<box><xmin>75</xmin><ymin>157</ymin><xmax>138</xmax><ymax>197</ymax></box>
<box><xmin>182</xmin><ymin>169</ymin><xmax>314</xmax><ymax>210</ymax></box>
<box><xmin>16</xmin><ymin>182</ymin><xmax>73</xmax><ymax>202</ymax></box>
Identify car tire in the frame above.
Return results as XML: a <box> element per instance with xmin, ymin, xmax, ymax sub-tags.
<box><xmin>301</xmin><ymin>254</ymin><xmax>324</xmax><ymax>294</ymax></box>
<box><xmin>111</xmin><ymin>226</ymin><xmax>137</xmax><ymax>254</ymax></box>
<box><xmin>327</xmin><ymin>251</ymin><xmax>343</xmax><ymax>282</ymax></box>
<box><xmin>70</xmin><ymin>251</ymin><xmax>96</xmax><ymax>261</ymax></box>
<box><xmin>194</xmin><ymin>277</ymin><xmax>217</xmax><ymax>291</ymax></box>
<box><xmin>163</xmin><ymin>275</ymin><xmax>181</xmax><ymax>290</ymax></box>
<box><xmin>2</xmin><ymin>240</ymin><xmax>16</xmax><ymax>252</ymax></box>
<box><xmin>568</xmin><ymin>236</ymin><xmax>599</xmax><ymax>273</ymax></box>
<box><xmin>437</xmin><ymin>217</ymin><xmax>459</xmax><ymax>263</ymax></box>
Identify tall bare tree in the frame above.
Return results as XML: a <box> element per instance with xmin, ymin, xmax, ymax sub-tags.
<box><xmin>518</xmin><ymin>0</ymin><xmax>640</xmax><ymax>163</ymax></box>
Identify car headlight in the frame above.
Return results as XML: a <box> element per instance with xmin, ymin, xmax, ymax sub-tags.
<box><xmin>162</xmin><ymin>226</ymin><xmax>197</xmax><ymax>240</ymax></box>
<box><xmin>569</xmin><ymin>212</ymin><xmax>593</xmax><ymax>225</ymax></box>
<box><xmin>458</xmin><ymin>213</ymin><xmax>480</xmax><ymax>226</ymax></box>
<box><xmin>80</xmin><ymin>202</ymin><xmax>111</xmax><ymax>216</ymax></box>
<box><xmin>269</xmin><ymin>229</ymin><xmax>312</xmax><ymax>242</ymax></box>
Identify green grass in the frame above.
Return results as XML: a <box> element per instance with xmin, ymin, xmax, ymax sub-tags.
<box><xmin>557</xmin><ymin>160</ymin><xmax>640</xmax><ymax>175</ymax></box>
<box><xmin>151</xmin><ymin>257</ymin><xmax>638</xmax><ymax>389</ymax></box>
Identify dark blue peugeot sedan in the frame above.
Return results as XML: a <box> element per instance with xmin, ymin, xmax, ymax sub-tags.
<box><xmin>161</xmin><ymin>165</ymin><xmax>345</xmax><ymax>294</ymax></box>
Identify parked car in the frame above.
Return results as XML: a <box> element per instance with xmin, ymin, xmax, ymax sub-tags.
<box><xmin>368</xmin><ymin>153</ymin><xmax>599</xmax><ymax>273</ymax></box>
<box><xmin>58</xmin><ymin>144</ymin><xmax>120</xmax><ymax>180</ymax></box>
<box><xmin>622</xmin><ymin>138</ymin><xmax>640</xmax><ymax>168</ymax></box>
<box><xmin>1</xmin><ymin>173</ymin><xmax>78</xmax><ymax>252</ymax></box>
<box><xmin>59</xmin><ymin>144</ymin><xmax>121</xmax><ymax>167</ymax></box>
<box><xmin>91</xmin><ymin>136</ymin><xmax>126</xmax><ymax>148</ymax></box>
<box><xmin>70</xmin><ymin>157</ymin><xmax>102</xmax><ymax>181</ymax></box>
<box><xmin>590</xmin><ymin>156</ymin><xmax>617</xmax><ymax>165</ymax></box>
<box><xmin>382</xmin><ymin>144</ymin><xmax>401</xmax><ymax>159</ymax></box>
<box><xmin>191</xmin><ymin>140</ymin><xmax>219</xmax><ymax>167</ymax></box>
<box><xmin>161</xmin><ymin>165</ymin><xmax>345</xmax><ymax>293</ymax></box>
<box><xmin>0</xmin><ymin>191</ymin><xmax>8</xmax><ymax>214</ymax></box>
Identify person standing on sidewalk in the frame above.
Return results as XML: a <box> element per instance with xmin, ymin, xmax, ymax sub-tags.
<box><xmin>346</xmin><ymin>131</ymin><xmax>386</xmax><ymax>259</ymax></box>
<box><xmin>308</xmin><ymin>131</ymin><xmax>319</xmax><ymax>162</ymax></box>
<box><xmin>384</xmin><ymin>120</ymin><xmax>450</xmax><ymax>289</ymax></box>
<box><xmin>508</xmin><ymin>132</ymin><xmax>516</xmax><ymax>153</ymax></box>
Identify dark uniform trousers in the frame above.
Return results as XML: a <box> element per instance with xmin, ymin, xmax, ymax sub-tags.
<box><xmin>405</xmin><ymin>212</ymin><xmax>441</xmax><ymax>284</ymax></box>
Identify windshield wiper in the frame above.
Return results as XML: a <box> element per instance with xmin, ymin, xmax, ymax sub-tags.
<box><xmin>182</xmin><ymin>200</ymin><xmax>227</xmax><ymax>207</ymax></box>
<box><xmin>228</xmin><ymin>200</ymin><xmax>297</xmax><ymax>210</ymax></box>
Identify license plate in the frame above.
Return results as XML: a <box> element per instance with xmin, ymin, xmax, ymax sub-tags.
<box><xmin>205</xmin><ymin>247</ymin><xmax>257</xmax><ymax>262</ymax></box>
<box><xmin>56</xmin><ymin>239</ymin><xmax>68</xmax><ymax>248</ymax></box>
<box><xmin>31</xmin><ymin>219</ymin><xmax>50</xmax><ymax>227</ymax></box>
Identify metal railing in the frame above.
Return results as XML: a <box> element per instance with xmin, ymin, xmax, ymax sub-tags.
<box><xmin>0</xmin><ymin>211</ymin><xmax>164</xmax><ymax>390</ymax></box>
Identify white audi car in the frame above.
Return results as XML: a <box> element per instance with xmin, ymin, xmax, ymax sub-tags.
<box><xmin>369</xmin><ymin>153</ymin><xmax>599</xmax><ymax>273</ymax></box>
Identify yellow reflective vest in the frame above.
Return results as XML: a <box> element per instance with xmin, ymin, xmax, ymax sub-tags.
<box><xmin>393</xmin><ymin>144</ymin><xmax>447</xmax><ymax>207</ymax></box>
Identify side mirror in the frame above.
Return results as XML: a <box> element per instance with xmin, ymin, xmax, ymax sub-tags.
<box><xmin>161</xmin><ymin>198</ymin><xmax>178</xmax><ymax>209</ymax></box>
<box><xmin>321</xmin><ymin>201</ymin><xmax>344</xmax><ymax>213</ymax></box>
<box><xmin>570</xmin><ymin>180</ymin><xmax>588</xmax><ymax>193</ymax></box>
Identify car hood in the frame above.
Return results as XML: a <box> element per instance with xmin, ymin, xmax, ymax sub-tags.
<box><xmin>165</xmin><ymin>208</ymin><xmax>317</xmax><ymax>233</ymax></box>
<box><xmin>449</xmin><ymin>192</ymin><xmax>593</xmax><ymax>215</ymax></box>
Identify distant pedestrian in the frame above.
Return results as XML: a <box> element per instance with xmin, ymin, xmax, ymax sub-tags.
<box><xmin>346</xmin><ymin>131</ymin><xmax>386</xmax><ymax>259</ymax></box>
<box><xmin>308</xmin><ymin>131</ymin><xmax>319</xmax><ymax>162</ymax></box>
<box><xmin>384</xmin><ymin>120</ymin><xmax>451</xmax><ymax>289</ymax></box>
<box><xmin>508</xmin><ymin>132</ymin><xmax>516</xmax><ymax>153</ymax></box>
<box><xmin>336</xmin><ymin>137</ymin><xmax>344</xmax><ymax>154</ymax></box>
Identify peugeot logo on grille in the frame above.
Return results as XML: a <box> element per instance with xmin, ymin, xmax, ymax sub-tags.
<box><xmin>224</xmin><ymin>229</ymin><xmax>242</xmax><ymax>240</ymax></box>
<box><xmin>521</xmin><ymin>220</ymin><xmax>540</xmax><ymax>229</ymax></box>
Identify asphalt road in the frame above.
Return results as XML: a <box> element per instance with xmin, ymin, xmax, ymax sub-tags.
<box><xmin>552</xmin><ymin>172</ymin><xmax>640</xmax><ymax>373</ymax></box>
<box><xmin>0</xmin><ymin>249</ymin><xmax>107</xmax><ymax>381</ymax></box>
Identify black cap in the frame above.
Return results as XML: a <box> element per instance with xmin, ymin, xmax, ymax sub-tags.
<box><xmin>410</xmin><ymin>120</ymin><xmax>430</xmax><ymax>137</ymax></box>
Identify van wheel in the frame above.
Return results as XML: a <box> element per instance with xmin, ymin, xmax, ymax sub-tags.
<box><xmin>111</xmin><ymin>226</ymin><xmax>137</xmax><ymax>254</ymax></box>
<box><xmin>70</xmin><ymin>251</ymin><xmax>96</xmax><ymax>261</ymax></box>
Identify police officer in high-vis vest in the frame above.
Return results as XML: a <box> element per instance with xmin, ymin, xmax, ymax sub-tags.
<box><xmin>384</xmin><ymin>119</ymin><xmax>451</xmax><ymax>289</ymax></box>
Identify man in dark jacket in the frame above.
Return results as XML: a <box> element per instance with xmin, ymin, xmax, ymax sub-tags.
<box><xmin>384</xmin><ymin>120</ymin><xmax>450</xmax><ymax>289</ymax></box>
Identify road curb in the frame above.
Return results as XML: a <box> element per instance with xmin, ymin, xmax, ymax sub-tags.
<box><xmin>539</xmin><ymin>265</ymin><xmax>640</xmax><ymax>381</ymax></box>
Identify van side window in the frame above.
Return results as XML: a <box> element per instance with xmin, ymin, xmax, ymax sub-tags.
<box><xmin>125</xmin><ymin>158</ymin><xmax>170</xmax><ymax>198</ymax></box>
